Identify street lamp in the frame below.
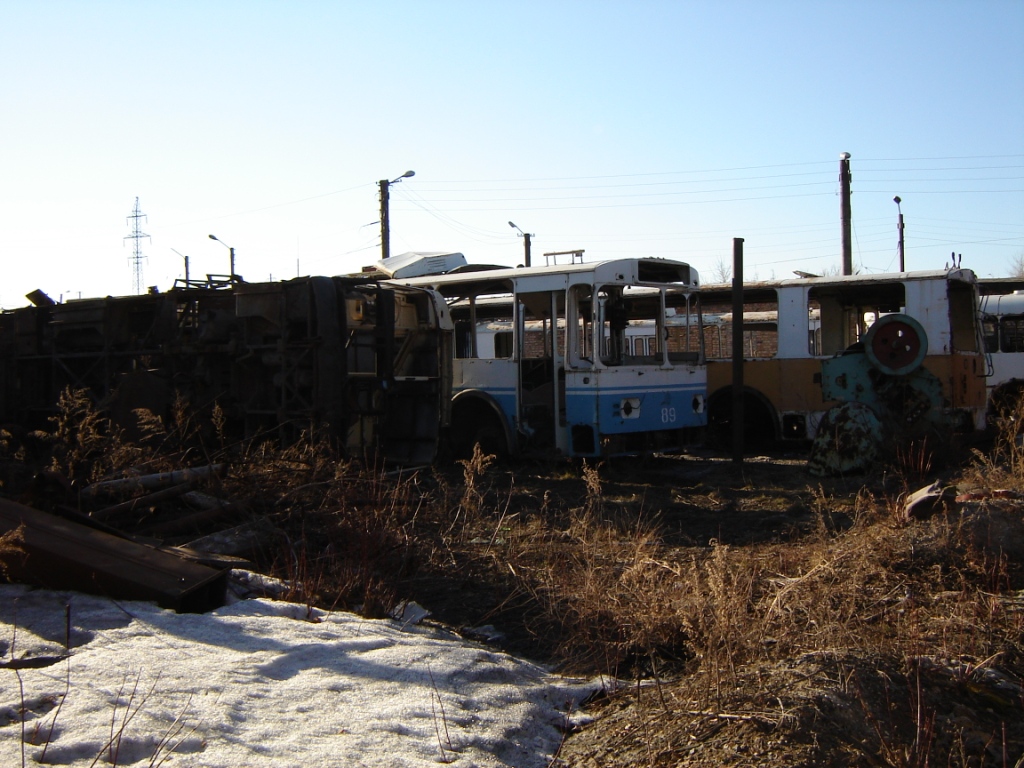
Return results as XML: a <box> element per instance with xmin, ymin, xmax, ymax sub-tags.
<box><xmin>893</xmin><ymin>196</ymin><xmax>905</xmax><ymax>272</ymax></box>
<box><xmin>379</xmin><ymin>170</ymin><xmax>415</xmax><ymax>260</ymax></box>
<box><xmin>207</xmin><ymin>234</ymin><xmax>237</xmax><ymax>282</ymax></box>
<box><xmin>508</xmin><ymin>221</ymin><xmax>533</xmax><ymax>267</ymax></box>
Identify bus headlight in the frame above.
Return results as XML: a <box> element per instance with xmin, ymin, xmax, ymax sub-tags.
<box><xmin>616</xmin><ymin>398</ymin><xmax>641</xmax><ymax>419</ymax></box>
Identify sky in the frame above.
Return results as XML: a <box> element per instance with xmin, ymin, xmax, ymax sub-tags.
<box><xmin>1</xmin><ymin>582</ymin><xmax>596</xmax><ymax>767</ymax></box>
<box><xmin>1</xmin><ymin>1</ymin><xmax>1022</xmax><ymax>307</ymax></box>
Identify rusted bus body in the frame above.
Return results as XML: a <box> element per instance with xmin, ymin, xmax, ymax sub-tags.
<box><xmin>0</xmin><ymin>277</ymin><xmax>453</xmax><ymax>465</ymax></box>
<box><xmin>698</xmin><ymin>269</ymin><xmax>987</xmax><ymax>447</ymax></box>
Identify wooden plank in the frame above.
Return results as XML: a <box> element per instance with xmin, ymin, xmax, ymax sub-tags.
<box><xmin>0</xmin><ymin>498</ymin><xmax>228</xmax><ymax>613</ymax></box>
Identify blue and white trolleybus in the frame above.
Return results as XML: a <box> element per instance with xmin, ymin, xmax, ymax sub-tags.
<box><xmin>382</xmin><ymin>252</ymin><xmax>706</xmax><ymax>458</ymax></box>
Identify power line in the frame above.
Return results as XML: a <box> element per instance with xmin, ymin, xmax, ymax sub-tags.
<box><xmin>401</xmin><ymin>181</ymin><xmax>836</xmax><ymax>203</ymax></box>
<box><xmin>393</xmin><ymin>190</ymin><xmax>834</xmax><ymax>213</ymax></box>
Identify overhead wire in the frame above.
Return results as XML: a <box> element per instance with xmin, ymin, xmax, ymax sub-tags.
<box><xmin>397</xmin><ymin>187</ymin><xmax>512</xmax><ymax>244</ymax></box>
<box><xmin>129</xmin><ymin>156</ymin><xmax>1020</xmax><ymax>269</ymax></box>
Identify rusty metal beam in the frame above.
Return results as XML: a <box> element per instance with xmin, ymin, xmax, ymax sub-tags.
<box><xmin>0</xmin><ymin>498</ymin><xmax>227</xmax><ymax>613</ymax></box>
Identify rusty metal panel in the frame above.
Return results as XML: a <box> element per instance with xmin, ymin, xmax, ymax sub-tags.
<box><xmin>0</xmin><ymin>499</ymin><xmax>227</xmax><ymax>613</ymax></box>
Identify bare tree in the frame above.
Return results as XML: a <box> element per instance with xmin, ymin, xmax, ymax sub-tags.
<box><xmin>707</xmin><ymin>256</ymin><xmax>732</xmax><ymax>284</ymax></box>
<box><xmin>1009</xmin><ymin>251</ymin><xmax>1024</xmax><ymax>278</ymax></box>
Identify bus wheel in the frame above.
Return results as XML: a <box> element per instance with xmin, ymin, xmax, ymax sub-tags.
<box><xmin>707</xmin><ymin>388</ymin><xmax>777</xmax><ymax>451</ymax></box>
<box><xmin>450</xmin><ymin>402</ymin><xmax>508</xmax><ymax>460</ymax></box>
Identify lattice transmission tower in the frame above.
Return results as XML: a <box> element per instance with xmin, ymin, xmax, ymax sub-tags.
<box><xmin>125</xmin><ymin>197</ymin><xmax>150</xmax><ymax>294</ymax></box>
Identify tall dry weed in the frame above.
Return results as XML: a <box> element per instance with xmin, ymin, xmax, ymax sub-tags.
<box><xmin>510</xmin><ymin>476</ymin><xmax>690</xmax><ymax>674</ymax></box>
<box><xmin>250</xmin><ymin>432</ymin><xmax>425</xmax><ymax>617</ymax></box>
<box><xmin>458</xmin><ymin>443</ymin><xmax>495</xmax><ymax>518</ymax></box>
<box><xmin>48</xmin><ymin>388</ymin><xmax>145</xmax><ymax>483</ymax></box>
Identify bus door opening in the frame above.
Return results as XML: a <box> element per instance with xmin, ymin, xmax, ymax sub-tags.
<box><xmin>516</xmin><ymin>290</ymin><xmax>566</xmax><ymax>446</ymax></box>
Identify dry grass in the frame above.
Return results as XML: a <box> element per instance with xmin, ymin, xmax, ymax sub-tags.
<box><xmin>5</xmin><ymin>391</ymin><xmax>1024</xmax><ymax>766</ymax></box>
<box><xmin>0</xmin><ymin>527</ymin><xmax>26</xmax><ymax>581</ymax></box>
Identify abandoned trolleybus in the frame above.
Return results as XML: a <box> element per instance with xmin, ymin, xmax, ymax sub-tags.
<box><xmin>698</xmin><ymin>268</ymin><xmax>988</xmax><ymax>448</ymax></box>
<box><xmin>381</xmin><ymin>253</ymin><xmax>707</xmax><ymax>458</ymax></box>
<box><xmin>977</xmin><ymin>279</ymin><xmax>1024</xmax><ymax>410</ymax></box>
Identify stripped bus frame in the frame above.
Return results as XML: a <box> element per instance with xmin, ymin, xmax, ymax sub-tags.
<box><xmin>0</xmin><ymin>276</ymin><xmax>454</xmax><ymax>465</ymax></box>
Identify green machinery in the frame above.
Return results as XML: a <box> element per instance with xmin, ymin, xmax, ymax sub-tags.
<box><xmin>808</xmin><ymin>313</ymin><xmax>946</xmax><ymax>476</ymax></box>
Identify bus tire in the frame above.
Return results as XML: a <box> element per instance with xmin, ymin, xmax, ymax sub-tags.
<box><xmin>450</xmin><ymin>398</ymin><xmax>509</xmax><ymax>460</ymax></box>
<box><xmin>706</xmin><ymin>386</ymin><xmax>778</xmax><ymax>451</ymax></box>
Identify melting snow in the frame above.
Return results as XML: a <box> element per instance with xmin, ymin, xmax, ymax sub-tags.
<box><xmin>0</xmin><ymin>584</ymin><xmax>597</xmax><ymax>767</ymax></box>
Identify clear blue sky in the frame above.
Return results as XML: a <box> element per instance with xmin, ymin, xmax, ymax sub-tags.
<box><xmin>2</xmin><ymin>1</ymin><xmax>1022</xmax><ymax>306</ymax></box>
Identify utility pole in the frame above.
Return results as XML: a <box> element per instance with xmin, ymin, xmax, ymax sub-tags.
<box><xmin>125</xmin><ymin>197</ymin><xmax>150</xmax><ymax>294</ymax></box>
<box><xmin>379</xmin><ymin>170</ymin><xmax>415</xmax><ymax>260</ymax></box>
<box><xmin>731</xmin><ymin>237</ymin><xmax>745</xmax><ymax>464</ymax></box>
<box><xmin>508</xmin><ymin>221</ymin><xmax>533</xmax><ymax>267</ymax></box>
<box><xmin>894</xmin><ymin>196</ymin><xmax>905</xmax><ymax>272</ymax></box>
<box><xmin>171</xmin><ymin>248</ymin><xmax>190</xmax><ymax>284</ymax></box>
<box><xmin>379</xmin><ymin>179</ymin><xmax>391</xmax><ymax>261</ymax></box>
<box><xmin>839</xmin><ymin>153</ymin><xmax>853</xmax><ymax>275</ymax></box>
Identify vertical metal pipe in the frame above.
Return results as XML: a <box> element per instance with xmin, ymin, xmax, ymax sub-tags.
<box><xmin>839</xmin><ymin>153</ymin><xmax>853</xmax><ymax>275</ymax></box>
<box><xmin>732</xmin><ymin>237</ymin><xmax>745</xmax><ymax>463</ymax></box>
<box><xmin>379</xmin><ymin>179</ymin><xmax>390</xmax><ymax>261</ymax></box>
<box><xmin>898</xmin><ymin>212</ymin><xmax>905</xmax><ymax>272</ymax></box>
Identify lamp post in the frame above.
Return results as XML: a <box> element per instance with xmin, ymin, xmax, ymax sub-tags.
<box><xmin>508</xmin><ymin>221</ymin><xmax>533</xmax><ymax>267</ymax></box>
<box><xmin>893</xmin><ymin>196</ymin><xmax>905</xmax><ymax>272</ymax></box>
<box><xmin>379</xmin><ymin>170</ymin><xmax>415</xmax><ymax>260</ymax></box>
<box><xmin>207</xmin><ymin>234</ymin><xmax>236</xmax><ymax>282</ymax></box>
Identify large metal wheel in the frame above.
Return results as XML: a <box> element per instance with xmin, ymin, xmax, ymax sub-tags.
<box><xmin>863</xmin><ymin>314</ymin><xmax>928</xmax><ymax>376</ymax></box>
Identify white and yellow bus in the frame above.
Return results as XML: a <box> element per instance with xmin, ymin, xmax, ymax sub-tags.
<box><xmin>698</xmin><ymin>269</ymin><xmax>988</xmax><ymax>448</ymax></box>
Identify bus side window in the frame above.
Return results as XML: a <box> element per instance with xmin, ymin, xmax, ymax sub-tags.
<box><xmin>455</xmin><ymin>320</ymin><xmax>474</xmax><ymax>359</ymax></box>
<box><xmin>494</xmin><ymin>331</ymin><xmax>513</xmax><ymax>359</ymax></box>
<box><xmin>600</xmin><ymin>296</ymin><xmax>628</xmax><ymax>365</ymax></box>
<box><xmin>1001</xmin><ymin>316</ymin><xmax>1024</xmax><ymax>353</ymax></box>
<box><xmin>982</xmin><ymin>318</ymin><xmax>998</xmax><ymax>353</ymax></box>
